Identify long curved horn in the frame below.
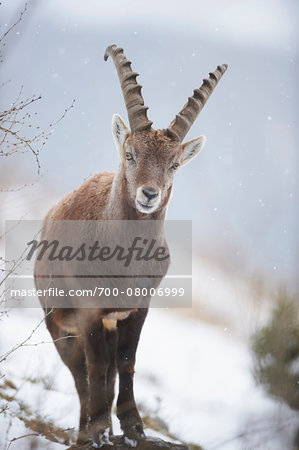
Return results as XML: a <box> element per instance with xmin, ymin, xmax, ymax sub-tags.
<box><xmin>104</xmin><ymin>44</ymin><xmax>153</xmax><ymax>134</ymax></box>
<box><xmin>168</xmin><ymin>64</ymin><xmax>228</xmax><ymax>141</ymax></box>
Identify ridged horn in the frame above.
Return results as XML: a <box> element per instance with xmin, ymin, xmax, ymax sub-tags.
<box><xmin>104</xmin><ymin>44</ymin><xmax>153</xmax><ymax>134</ymax></box>
<box><xmin>168</xmin><ymin>64</ymin><xmax>228</xmax><ymax>141</ymax></box>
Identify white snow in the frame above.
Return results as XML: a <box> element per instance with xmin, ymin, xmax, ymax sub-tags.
<box><xmin>123</xmin><ymin>436</ymin><xmax>137</xmax><ymax>448</ymax></box>
<box><xmin>1</xmin><ymin>260</ymin><xmax>298</xmax><ymax>449</ymax></box>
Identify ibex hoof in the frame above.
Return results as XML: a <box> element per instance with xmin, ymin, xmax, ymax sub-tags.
<box><xmin>92</xmin><ymin>427</ymin><xmax>113</xmax><ymax>448</ymax></box>
<box><xmin>123</xmin><ymin>423</ymin><xmax>146</xmax><ymax>447</ymax></box>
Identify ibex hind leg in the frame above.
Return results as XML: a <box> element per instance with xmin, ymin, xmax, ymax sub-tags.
<box><xmin>45</xmin><ymin>311</ymin><xmax>89</xmax><ymax>445</ymax></box>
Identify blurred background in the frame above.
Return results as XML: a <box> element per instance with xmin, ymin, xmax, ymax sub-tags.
<box><xmin>0</xmin><ymin>1</ymin><xmax>298</xmax><ymax>449</ymax></box>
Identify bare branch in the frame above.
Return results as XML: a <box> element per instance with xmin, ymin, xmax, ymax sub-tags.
<box><xmin>0</xmin><ymin>91</ymin><xmax>75</xmax><ymax>174</ymax></box>
<box><xmin>0</xmin><ymin>5</ymin><xmax>75</xmax><ymax>173</ymax></box>
<box><xmin>22</xmin><ymin>334</ymin><xmax>81</xmax><ymax>347</ymax></box>
<box><xmin>0</xmin><ymin>181</ymin><xmax>37</xmax><ymax>192</ymax></box>
<box><xmin>0</xmin><ymin>405</ymin><xmax>8</xmax><ymax>414</ymax></box>
<box><xmin>0</xmin><ymin>309</ymin><xmax>53</xmax><ymax>364</ymax></box>
<box><xmin>7</xmin><ymin>433</ymin><xmax>39</xmax><ymax>450</ymax></box>
<box><xmin>0</xmin><ymin>3</ymin><xmax>27</xmax><ymax>45</ymax></box>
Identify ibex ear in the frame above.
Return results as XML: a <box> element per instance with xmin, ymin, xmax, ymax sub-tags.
<box><xmin>181</xmin><ymin>136</ymin><xmax>206</xmax><ymax>166</ymax></box>
<box><xmin>112</xmin><ymin>114</ymin><xmax>130</xmax><ymax>150</ymax></box>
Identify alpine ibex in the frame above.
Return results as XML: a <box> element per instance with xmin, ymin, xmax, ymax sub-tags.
<box><xmin>35</xmin><ymin>45</ymin><xmax>227</xmax><ymax>447</ymax></box>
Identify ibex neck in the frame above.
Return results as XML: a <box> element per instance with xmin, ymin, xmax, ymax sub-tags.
<box><xmin>106</xmin><ymin>166</ymin><xmax>168</xmax><ymax>221</ymax></box>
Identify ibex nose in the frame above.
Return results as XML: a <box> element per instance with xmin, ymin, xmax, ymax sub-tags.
<box><xmin>142</xmin><ymin>186</ymin><xmax>159</xmax><ymax>201</ymax></box>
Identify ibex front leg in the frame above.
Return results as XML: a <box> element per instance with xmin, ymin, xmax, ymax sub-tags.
<box><xmin>117</xmin><ymin>308</ymin><xmax>148</xmax><ymax>446</ymax></box>
<box><xmin>83</xmin><ymin>321</ymin><xmax>113</xmax><ymax>448</ymax></box>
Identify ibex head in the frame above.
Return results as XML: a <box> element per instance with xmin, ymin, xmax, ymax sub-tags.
<box><xmin>105</xmin><ymin>45</ymin><xmax>227</xmax><ymax>215</ymax></box>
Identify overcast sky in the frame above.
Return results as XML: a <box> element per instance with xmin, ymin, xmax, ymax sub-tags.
<box><xmin>1</xmin><ymin>1</ymin><xmax>298</xmax><ymax>287</ymax></box>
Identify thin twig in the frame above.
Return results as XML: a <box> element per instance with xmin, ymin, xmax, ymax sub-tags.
<box><xmin>0</xmin><ymin>181</ymin><xmax>37</xmax><ymax>192</ymax></box>
<box><xmin>0</xmin><ymin>3</ymin><xmax>27</xmax><ymax>44</ymax></box>
<box><xmin>0</xmin><ymin>98</ymin><xmax>75</xmax><ymax>174</ymax></box>
<box><xmin>0</xmin><ymin>405</ymin><xmax>8</xmax><ymax>414</ymax></box>
<box><xmin>7</xmin><ymin>432</ymin><xmax>39</xmax><ymax>450</ymax></box>
<box><xmin>0</xmin><ymin>309</ymin><xmax>53</xmax><ymax>364</ymax></box>
<box><xmin>22</xmin><ymin>334</ymin><xmax>81</xmax><ymax>347</ymax></box>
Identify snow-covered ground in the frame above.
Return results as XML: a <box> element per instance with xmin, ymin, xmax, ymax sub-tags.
<box><xmin>0</xmin><ymin>186</ymin><xmax>297</xmax><ymax>448</ymax></box>
<box><xmin>1</xmin><ymin>261</ymin><xmax>298</xmax><ymax>449</ymax></box>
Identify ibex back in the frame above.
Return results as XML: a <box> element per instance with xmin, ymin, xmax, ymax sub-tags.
<box><xmin>35</xmin><ymin>44</ymin><xmax>227</xmax><ymax>448</ymax></box>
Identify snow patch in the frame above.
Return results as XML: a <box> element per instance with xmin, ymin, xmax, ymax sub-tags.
<box><xmin>124</xmin><ymin>436</ymin><xmax>138</xmax><ymax>447</ymax></box>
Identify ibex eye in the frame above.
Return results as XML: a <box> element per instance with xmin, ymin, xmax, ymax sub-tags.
<box><xmin>171</xmin><ymin>163</ymin><xmax>180</xmax><ymax>170</ymax></box>
<box><xmin>125</xmin><ymin>152</ymin><xmax>133</xmax><ymax>161</ymax></box>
